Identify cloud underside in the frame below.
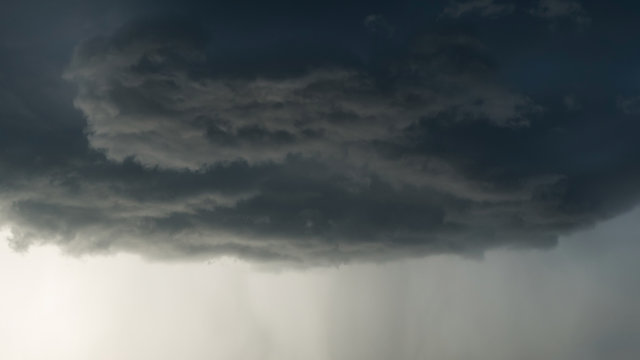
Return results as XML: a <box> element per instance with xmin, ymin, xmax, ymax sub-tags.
<box><xmin>2</xmin><ymin>17</ymin><xmax>639</xmax><ymax>265</ymax></box>
<box><xmin>442</xmin><ymin>0</ymin><xmax>590</xmax><ymax>24</ymax></box>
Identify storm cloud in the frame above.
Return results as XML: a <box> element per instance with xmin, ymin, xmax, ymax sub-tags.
<box><xmin>1</xmin><ymin>0</ymin><xmax>639</xmax><ymax>265</ymax></box>
<box><xmin>442</xmin><ymin>0</ymin><xmax>515</xmax><ymax>18</ymax></box>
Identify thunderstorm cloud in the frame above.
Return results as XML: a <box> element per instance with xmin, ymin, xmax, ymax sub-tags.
<box><xmin>1</xmin><ymin>0</ymin><xmax>639</xmax><ymax>265</ymax></box>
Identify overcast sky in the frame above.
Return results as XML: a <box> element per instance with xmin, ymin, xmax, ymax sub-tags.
<box><xmin>1</xmin><ymin>0</ymin><xmax>640</xmax><ymax>358</ymax></box>
<box><xmin>1</xmin><ymin>205</ymin><xmax>639</xmax><ymax>360</ymax></box>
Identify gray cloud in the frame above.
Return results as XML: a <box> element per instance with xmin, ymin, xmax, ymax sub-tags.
<box><xmin>64</xmin><ymin>24</ymin><xmax>538</xmax><ymax>171</ymax></box>
<box><xmin>364</xmin><ymin>15</ymin><xmax>394</xmax><ymax>38</ymax></box>
<box><xmin>1</xmin><ymin>17</ymin><xmax>639</xmax><ymax>266</ymax></box>
<box><xmin>563</xmin><ymin>94</ymin><xmax>582</xmax><ymax>111</ymax></box>
<box><xmin>530</xmin><ymin>0</ymin><xmax>591</xmax><ymax>24</ymax></box>
<box><xmin>441</xmin><ymin>0</ymin><xmax>515</xmax><ymax>18</ymax></box>
<box><xmin>617</xmin><ymin>95</ymin><xmax>640</xmax><ymax>115</ymax></box>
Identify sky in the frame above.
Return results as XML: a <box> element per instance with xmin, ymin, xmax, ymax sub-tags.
<box><xmin>1</xmin><ymin>0</ymin><xmax>640</xmax><ymax>358</ymax></box>
<box><xmin>1</xmin><ymin>205</ymin><xmax>639</xmax><ymax>360</ymax></box>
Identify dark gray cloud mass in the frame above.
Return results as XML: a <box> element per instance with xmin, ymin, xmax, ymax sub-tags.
<box><xmin>442</xmin><ymin>0</ymin><xmax>515</xmax><ymax>18</ymax></box>
<box><xmin>529</xmin><ymin>0</ymin><xmax>591</xmax><ymax>24</ymax></box>
<box><xmin>1</xmin><ymin>0</ymin><xmax>640</xmax><ymax>265</ymax></box>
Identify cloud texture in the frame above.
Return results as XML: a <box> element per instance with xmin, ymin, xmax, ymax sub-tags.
<box><xmin>2</xmin><ymin>0</ymin><xmax>640</xmax><ymax>265</ymax></box>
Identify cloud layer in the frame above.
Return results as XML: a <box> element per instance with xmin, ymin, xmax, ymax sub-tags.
<box><xmin>2</xmin><ymin>1</ymin><xmax>640</xmax><ymax>265</ymax></box>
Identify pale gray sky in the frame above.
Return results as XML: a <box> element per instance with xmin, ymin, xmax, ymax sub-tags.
<box><xmin>2</xmin><ymin>206</ymin><xmax>639</xmax><ymax>360</ymax></box>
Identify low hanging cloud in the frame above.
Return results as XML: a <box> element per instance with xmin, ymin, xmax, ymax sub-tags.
<box><xmin>63</xmin><ymin>22</ymin><xmax>537</xmax><ymax>171</ymax></box>
<box><xmin>2</xmin><ymin>16</ymin><xmax>640</xmax><ymax>265</ymax></box>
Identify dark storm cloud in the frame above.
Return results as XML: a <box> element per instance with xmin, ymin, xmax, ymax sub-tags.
<box><xmin>529</xmin><ymin>0</ymin><xmax>591</xmax><ymax>24</ymax></box>
<box><xmin>617</xmin><ymin>96</ymin><xmax>640</xmax><ymax>115</ymax></box>
<box><xmin>441</xmin><ymin>0</ymin><xmax>591</xmax><ymax>24</ymax></box>
<box><xmin>364</xmin><ymin>15</ymin><xmax>395</xmax><ymax>38</ymax></box>
<box><xmin>441</xmin><ymin>0</ymin><xmax>515</xmax><ymax>18</ymax></box>
<box><xmin>64</xmin><ymin>20</ymin><xmax>538</xmax><ymax>170</ymax></box>
<box><xmin>1</xmin><ymin>1</ymin><xmax>640</xmax><ymax>265</ymax></box>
